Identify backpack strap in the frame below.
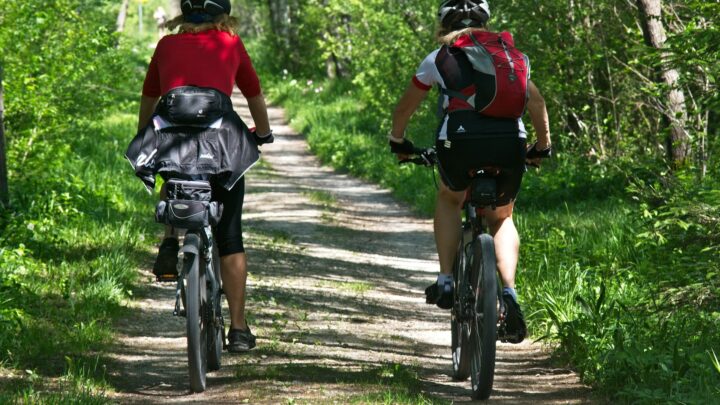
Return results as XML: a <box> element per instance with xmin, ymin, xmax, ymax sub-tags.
<box><xmin>440</xmin><ymin>87</ymin><xmax>472</xmax><ymax>102</ymax></box>
<box><xmin>436</xmin><ymin>85</ymin><xmax>446</xmax><ymax>119</ymax></box>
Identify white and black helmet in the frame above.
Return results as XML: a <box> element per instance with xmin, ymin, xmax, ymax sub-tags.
<box><xmin>181</xmin><ymin>0</ymin><xmax>231</xmax><ymax>19</ymax></box>
<box><xmin>438</xmin><ymin>0</ymin><xmax>491</xmax><ymax>29</ymax></box>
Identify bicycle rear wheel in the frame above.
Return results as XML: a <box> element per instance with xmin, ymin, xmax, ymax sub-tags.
<box><xmin>207</xmin><ymin>245</ymin><xmax>223</xmax><ymax>372</ymax></box>
<box><xmin>183</xmin><ymin>233</ymin><xmax>208</xmax><ymax>393</ymax></box>
<box><xmin>469</xmin><ymin>233</ymin><xmax>498</xmax><ymax>400</ymax></box>
<box><xmin>451</xmin><ymin>235</ymin><xmax>471</xmax><ymax>380</ymax></box>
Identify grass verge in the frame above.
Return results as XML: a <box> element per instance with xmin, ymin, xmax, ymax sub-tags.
<box><xmin>265</xmin><ymin>76</ymin><xmax>720</xmax><ymax>403</ymax></box>
<box><xmin>0</xmin><ymin>112</ymin><xmax>155</xmax><ymax>402</ymax></box>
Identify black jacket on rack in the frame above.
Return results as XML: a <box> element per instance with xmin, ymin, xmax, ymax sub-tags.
<box><xmin>125</xmin><ymin>109</ymin><xmax>260</xmax><ymax>192</ymax></box>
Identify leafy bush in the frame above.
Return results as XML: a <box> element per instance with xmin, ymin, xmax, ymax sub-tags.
<box><xmin>0</xmin><ymin>0</ymin><xmax>155</xmax><ymax>401</ymax></box>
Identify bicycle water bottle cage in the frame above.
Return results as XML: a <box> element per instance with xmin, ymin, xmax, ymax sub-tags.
<box><xmin>155</xmin><ymin>179</ymin><xmax>223</xmax><ymax>229</ymax></box>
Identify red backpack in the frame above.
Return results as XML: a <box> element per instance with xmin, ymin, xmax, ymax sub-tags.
<box><xmin>437</xmin><ymin>31</ymin><xmax>530</xmax><ymax>119</ymax></box>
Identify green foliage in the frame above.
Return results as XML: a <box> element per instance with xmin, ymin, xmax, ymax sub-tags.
<box><xmin>264</xmin><ymin>53</ymin><xmax>720</xmax><ymax>405</ymax></box>
<box><xmin>0</xmin><ymin>0</ymin><xmax>154</xmax><ymax>401</ymax></box>
<box><xmin>251</xmin><ymin>1</ymin><xmax>720</xmax><ymax>400</ymax></box>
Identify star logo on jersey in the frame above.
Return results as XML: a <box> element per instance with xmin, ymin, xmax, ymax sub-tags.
<box><xmin>457</xmin><ymin>125</ymin><xmax>466</xmax><ymax>133</ymax></box>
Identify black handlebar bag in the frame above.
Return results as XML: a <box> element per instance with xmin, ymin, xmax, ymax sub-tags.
<box><xmin>155</xmin><ymin>180</ymin><xmax>223</xmax><ymax>229</ymax></box>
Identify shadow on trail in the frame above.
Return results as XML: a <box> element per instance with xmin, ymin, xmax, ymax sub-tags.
<box><xmin>104</xmin><ymin>281</ymin><xmax>191</xmax><ymax>396</ymax></box>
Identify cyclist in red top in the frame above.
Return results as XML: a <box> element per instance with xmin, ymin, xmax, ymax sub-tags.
<box><xmin>136</xmin><ymin>0</ymin><xmax>272</xmax><ymax>352</ymax></box>
<box><xmin>389</xmin><ymin>0</ymin><xmax>552</xmax><ymax>343</ymax></box>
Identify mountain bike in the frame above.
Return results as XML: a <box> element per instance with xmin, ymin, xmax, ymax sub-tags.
<box><xmin>155</xmin><ymin>178</ymin><xmax>225</xmax><ymax>393</ymax></box>
<box><xmin>402</xmin><ymin>145</ymin><xmax>546</xmax><ymax>400</ymax></box>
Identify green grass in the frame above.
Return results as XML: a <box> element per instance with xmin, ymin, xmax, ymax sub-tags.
<box><xmin>0</xmin><ymin>112</ymin><xmax>155</xmax><ymax>402</ymax></box>
<box><xmin>266</xmin><ymin>76</ymin><xmax>720</xmax><ymax>404</ymax></box>
<box><xmin>302</xmin><ymin>190</ymin><xmax>337</xmax><ymax>208</ymax></box>
<box><xmin>316</xmin><ymin>280</ymin><xmax>374</xmax><ymax>296</ymax></box>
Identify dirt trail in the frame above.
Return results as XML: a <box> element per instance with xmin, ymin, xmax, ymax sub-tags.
<box><xmin>107</xmin><ymin>97</ymin><xmax>595</xmax><ymax>404</ymax></box>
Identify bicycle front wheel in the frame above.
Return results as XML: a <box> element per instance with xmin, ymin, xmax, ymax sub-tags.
<box><xmin>469</xmin><ymin>233</ymin><xmax>498</xmax><ymax>400</ymax></box>
<box><xmin>183</xmin><ymin>233</ymin><xmax>208</xmax><ymax>393</ymax></box>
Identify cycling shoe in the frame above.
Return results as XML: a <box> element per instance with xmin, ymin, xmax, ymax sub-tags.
<box><xmin>425</xmin><ymin>280</ymin><xmax>453</xmax><ymax>310</ymax></box>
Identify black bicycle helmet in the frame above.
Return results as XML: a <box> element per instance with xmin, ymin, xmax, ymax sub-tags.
<box><xmin>181</xmin><ymin>0</ymin><xmax>231</xmax><ymax>22</ymax></box>
<box><xmin>438</xmin><ymin>0</ymin><xmax>491</xmax><ymax>30</ymax></box>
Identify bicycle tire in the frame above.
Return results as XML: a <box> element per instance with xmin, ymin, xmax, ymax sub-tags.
<box><xmin>469</xmin><ymin>233</ymin><xmax>498</xmax><ymax>400</ymax></box>
<box><xmin>451</xmin><ymin>234</ymin><xmax>471</xmax><ymax>380</ymax></box>
<box><xmin>207</xmin><ymin>245</ymin><xmax>223</xmax><ymax>372</ymax></box>
<box><xmin>184</xmin><ymin>233</ymin><xmax>208</xmax><ymax>393</ymax></box>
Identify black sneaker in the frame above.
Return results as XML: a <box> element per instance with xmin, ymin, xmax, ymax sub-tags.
<box><xmin>425</xmin><ymin>280</ymin><xmax>453</xmax><ymax>310</ymax></box>
<box><xmin>502</xmin><ymin>292</ymin><xmax>527</xmax><ymax>344</ymax></box>
<box><xmin>153</xmin><ymin>238</ymin><xmax>179</xmax><ymax>282</ymax></box>
<box><xmin>227</xmin><ymin>326</ymin><xmax>256</xmax><ymax>353</ymax></box>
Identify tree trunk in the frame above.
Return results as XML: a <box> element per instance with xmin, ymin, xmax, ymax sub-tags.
<box><xmin>636</xmin><ymin>0</ymin><xmax>690</xmax><ymax>168</ymax></box>
<box><xmin>0</xmin><ymin>64</ymin><xmax>9</xmax><ymax>207</ymax></box>
<box><xmin>268</xmin><ymin>0</ymin><xmax>300</xmax><ymax>68</ymax></box>
<box><xmin>268</xmin><ymin>0</ymin><xmax>292</xmax><ymax>39</ymax></box>
<box><xmin>116</xmin><ymin>0</ymin><xmax>130</xmax><ymax>32</ymax></box>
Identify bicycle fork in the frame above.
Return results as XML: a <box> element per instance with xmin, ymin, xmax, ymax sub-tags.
<box><xmin>173</xmin><ymin>233</ymin><xmax>201</xmax><ymax>317</ymax></box>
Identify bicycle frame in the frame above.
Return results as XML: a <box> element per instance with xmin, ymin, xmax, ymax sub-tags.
<box><xmin>403</xmin><ymin>144</ymin><xmax>546</xmax><ymax>400</ymax></box>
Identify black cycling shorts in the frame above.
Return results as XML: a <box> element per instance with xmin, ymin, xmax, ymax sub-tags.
<box><xmin>436</xmin><ymin>136</ymin><xmax>527</xmax><ymax>207</ymax></box>
<box><xmin>211</xmin><ymin>177</ymin><xmax>246</xmax><ymax>256</ymax></box>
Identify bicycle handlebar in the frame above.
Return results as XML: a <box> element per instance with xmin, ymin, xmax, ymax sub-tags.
<box><xmin>399</xmin><ymin>147</ymin><xmax>438</xmax><ymax>167</ymax></box>
<box><xmin>399</xmin><ymin>144</ymin><xmax>552</xmax><ymax>168</ymax></box>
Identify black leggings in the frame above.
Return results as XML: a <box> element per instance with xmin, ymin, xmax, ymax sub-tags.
<box><xmin>211</xmin><ymin>177</ymin><xmax>245</xmax><ymax>256</ymax></box>
<box><xmin>436</xmin><ymin>136</ymin><xmax>526</xmax><ymax>207</ymax></box>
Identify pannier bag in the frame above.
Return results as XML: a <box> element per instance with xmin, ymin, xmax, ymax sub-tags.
<box><xmin>157</xmin><ymin>86</ymin><xmax>233</xmax><ymax>125</ymax></box>
<box><xmin>438</xmin><ymin>31</ymin><xmax>530</xmax><ymax>119</ymax></box>
<box><xmin>155</xmin><ymin>180</ymin><xmax>223</xmax><ymax>229</ymax></box>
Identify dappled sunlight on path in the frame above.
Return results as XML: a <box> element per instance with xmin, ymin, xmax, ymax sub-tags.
<box><xmin>106</xmin><ymin>95</ymin><xmax>595</xmax><ymax>404</ymax></box>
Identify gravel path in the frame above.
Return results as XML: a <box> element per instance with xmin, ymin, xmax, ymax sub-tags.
<box><xmin>106</xmin><ymin>96</ymin><xmax>596</xmax><ymax>404</ymax></box>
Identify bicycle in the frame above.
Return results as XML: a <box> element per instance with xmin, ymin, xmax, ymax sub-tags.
<box><xmin>154</xmin><ymin>178</ymin><xmax>225</xmax><ymax>393</ymax></box>
<box><xmin>402</xmin><ymin>144</ymin><xmax>548</xmax><ymax>400</ymax></box>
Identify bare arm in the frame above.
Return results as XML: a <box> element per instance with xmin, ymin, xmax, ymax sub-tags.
<box><xmin>526</xmin><ymin>80</ymin><xmax>551</xmax><ymax>150</ymax></box>
<box><xmin>391</xmin><ymin>84</ymin><xmax>429</xmax><ymax>140</ymax></box>
<box><xmin>138</xmin><ymin>95</ymin><xmax>160</xmax><ymax>132</ymax></box>
<box><xmin>247</xmin><ymin>93</ymin><xmax>271</xmax><ymax>136</ymax></box>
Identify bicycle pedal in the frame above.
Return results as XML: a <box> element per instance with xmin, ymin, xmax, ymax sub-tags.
<box><xmin>174</xmin><ymin>309</ymin><xmax>186</xmax><ymax>317</ymax></box>
<box><xmin>155</xmin><ymin>274</ymin><xmax>179</xmax><ymax>282</ymax></box>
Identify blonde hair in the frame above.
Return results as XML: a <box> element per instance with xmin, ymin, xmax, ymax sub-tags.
<box><xmin>164</xmin><ymin>14</ymin><xmax>239</xmax><ymax>35</ymax></box>
<box><xmin>437</xmin><ymin>27</ymin><xmax>487</xmax><ymax>46</ymax></box>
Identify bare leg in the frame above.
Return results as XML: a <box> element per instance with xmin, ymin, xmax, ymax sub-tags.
<box><xmin>221</xmin><ymin>252</ymin><xmax>248</xmax><ymax>330</ymax></box>
<box><xmin>159</xmin><ymin>183</ymin><xmax>175</xmax><ymax>239</ymax></box>
<box><xmin>434</xmin><ymin>182</ymin><xmax>466</xmax><ymax>275</ymax></box>
<box><xmin>484</xmin><ymin>203</ymin><xmax>519</xmax><ymax>288</ymax></box>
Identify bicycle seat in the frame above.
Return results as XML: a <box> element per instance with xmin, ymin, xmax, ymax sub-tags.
<box><xmin>468</xmin><ymin>166</ymin><xmax>504</xmax><ymax>178</ymax></box>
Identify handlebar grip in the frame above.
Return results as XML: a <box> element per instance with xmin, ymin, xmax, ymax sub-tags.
<box><xmin>526</xmin><ymin>143</ymin><xmax>552</xmax><ymax>159</ymax></box>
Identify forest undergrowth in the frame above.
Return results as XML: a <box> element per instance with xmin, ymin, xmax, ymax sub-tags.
<box><xmin>0</xmin><ymin>1</ymin><xmax>158</xmax><ymax>401</ymax></box>
<box><xmin>263</xmin><ymin>75</ymin><xmax>720</xmax><ymax>403</ymax></box>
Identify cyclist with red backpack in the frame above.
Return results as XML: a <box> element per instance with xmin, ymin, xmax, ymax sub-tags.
<box><xmin>133</xmin><ymin>0</ymin><xmax>273</xmax><ymax>353</ymax></box>
<box><xmin>389</xmin><ymin>0</ymin><xmax>552</xmax><ymax>343</ymax></box>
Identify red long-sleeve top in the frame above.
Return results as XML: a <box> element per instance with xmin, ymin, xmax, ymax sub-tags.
<box><xmin>142</xmin><ymin>29</ymin><xmax>261</xmax><ymax>98</ymax></box>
